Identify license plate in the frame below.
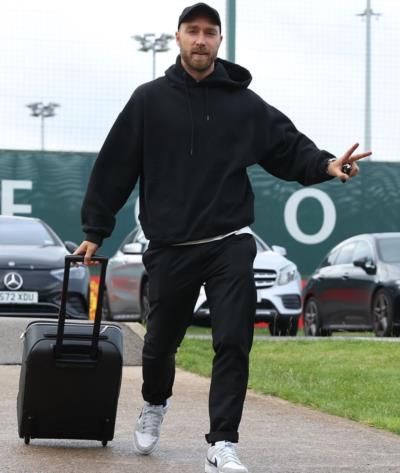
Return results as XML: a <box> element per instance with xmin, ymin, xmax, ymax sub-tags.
<box><xmin>0</xmin><ymin>291</ymin><xmax>39</xmax><ymax>304</ymax></box>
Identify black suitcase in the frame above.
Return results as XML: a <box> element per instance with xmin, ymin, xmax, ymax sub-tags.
<box><xmin>17</xmin><ymin>255</ymin><xmax>123</xmax><ymax>446</ymax></box>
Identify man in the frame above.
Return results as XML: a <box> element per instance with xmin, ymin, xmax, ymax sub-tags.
<box><xmin>75</xmin><ymin>3</ymin><xmax>371</xmax><ymax>472</ymax></box>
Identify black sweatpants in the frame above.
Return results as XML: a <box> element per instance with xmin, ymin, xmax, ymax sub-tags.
<box><xmin>141</xmin><ymin>233</ymin><xmax>257</xmax><ymax>444</ymax></box>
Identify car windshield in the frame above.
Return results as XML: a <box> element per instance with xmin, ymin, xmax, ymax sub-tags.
<box><xmin>0</xmin><ymin>218</ymin><xmax>58</xmax><ymax>246</ymax></box>
<box><xmin>376</xmin><ymin>237</ymin><xmax>400</xmax><ymax>263</ymax></box>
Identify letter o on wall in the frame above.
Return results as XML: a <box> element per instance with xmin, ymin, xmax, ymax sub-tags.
<box><xmin>284</xmin><ymin>189</ymin><xmax>336</xmax><ymax>244</ymax></box>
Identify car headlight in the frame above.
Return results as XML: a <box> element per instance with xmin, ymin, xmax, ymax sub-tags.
<box><xmin>276</xmin><ymin>264</ymin><xmax>299</xmax><ymax>286</ymax></box>
<box><xmin>51</xmin><ymin>266</ymin><xmax>87</xmax><ymax>281</ymax></box>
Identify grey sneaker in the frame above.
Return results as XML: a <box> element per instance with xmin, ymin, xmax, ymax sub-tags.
<box><xmin>133</xmin><ymin>400</ymin><xmax>169</xmax><ymax>455</ymax></box>
<box><xmin>205</xmin><ymin>441</ymin><xmax>249</xmax><ymax>473</ymax></box>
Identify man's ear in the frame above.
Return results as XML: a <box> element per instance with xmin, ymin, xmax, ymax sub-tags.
<box><xmin>175</xmin><ymin>31</ymin><xmax>180</xmax><ymax>47</ymax></box>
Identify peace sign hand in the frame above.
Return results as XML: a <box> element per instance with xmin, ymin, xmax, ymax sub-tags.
<box><xmin>327</xmin><ymin>143</ymin><xmax>372</xmax><ymax>182</ymax></box>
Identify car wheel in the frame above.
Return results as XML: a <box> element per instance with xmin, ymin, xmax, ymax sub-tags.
<box><xmin>140</xmin><ymin>278</ymin><xmax>150</xmax><ymax>325</ymax></box>
<box><xmin>304</xmin><ymin>298</ymin><xmax>331</xmax><ymax>337</ymax></box>
<box><xmin>268</xmin><ymin>317</ymin><xmax>298</xmax><ymax>336</ymax></box>
<box><xmin>101</xmin><ymin>291</ymin><xmax>113</xmax><ymax>321</ymax></box>
<box><xmin>372</xmin><ymin>289</ymin><xmax>393</xmax><ymax>337</ymax></box>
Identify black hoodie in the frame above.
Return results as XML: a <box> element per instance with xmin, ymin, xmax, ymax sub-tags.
<box><xmin>82</xmin><ymin>57</ymin><xmax>334</xmax><ymax>247</ymax></box>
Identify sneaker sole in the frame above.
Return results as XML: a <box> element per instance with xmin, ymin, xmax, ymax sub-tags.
<box><xmin>133</xmin><ymin>434</ymin><xmax>159</xmax><ymax>455</ymax></box>
<box><xmin>205</xmin><ymin>460</ymin><xmax>248</xmax><ymax>473</ymax></box>
<box><xmin>205</xmin><ymin>462</ymin><xmax>217</xmax><ymax>473</ymax></box>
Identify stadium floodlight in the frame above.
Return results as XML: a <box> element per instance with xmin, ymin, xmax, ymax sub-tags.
<box><xmin>26</xmin><ymin>102</ymin><xmax>60</xmax><ymax>151</ymax></box>
<box><xmin>356</xmin><ymin>0</ymin><xmax>381</xmax><ymax>159</ymax></box>
<box><xmin>132</xmin><ymin>33</ymin><xmax>174</xmax><ymax>79</ymax></box>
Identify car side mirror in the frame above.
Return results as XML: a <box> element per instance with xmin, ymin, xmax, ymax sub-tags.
<box><xmin>123</xmin><ymin>242</ymin><xmax>145</xmax><ymax>254</ymax></box>
<box><xmin>64</xmin><ymin>241</ymin><xmax>78</xmax><ymax>253</ymax></box>
<box><xmin>353</xmin><ymin>257</ymin><xmax>376</xmax><ymax>275</ymax></box>
<box><xmin>272</xmin><ymin>245</ymin><xmax>287</xmax><ymax>257</ymax></box>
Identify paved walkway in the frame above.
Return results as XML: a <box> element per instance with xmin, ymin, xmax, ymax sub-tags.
<box><xmin>2</xmin><ymin>323</ymin><xmax>400</xmax><ymax>472</ymax></box>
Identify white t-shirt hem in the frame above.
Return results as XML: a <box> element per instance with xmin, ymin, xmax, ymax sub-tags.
<box><xmin>173</xmin><ymin>226</ymin><xmax>252</xmax><ymax>246</ymax></box>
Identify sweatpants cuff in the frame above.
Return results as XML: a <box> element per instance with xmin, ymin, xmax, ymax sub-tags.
<box><xmin>205</xmin><ymin>431</ymin><xmax>239</xmax><ymax>444</ymax></box>
<box><xmin>142</xmin><ymin>389</ymin><xmax>172</xmax><ymax>405</ymax></box>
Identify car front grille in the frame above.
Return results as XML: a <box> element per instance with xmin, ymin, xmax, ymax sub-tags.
<box><xmin>51</xmin><ymin>293</ymin><xmax>88</xmax><ymax>318</ymax></box>
<box><xmin>0</xmin><ymin>302</ymin><xmax>59</xmax><ymax>317</ymax></box>
<box><xmin>67</xmin><ymin>294</ymin><xmax>88</xmax><ymax>315</ymax></box>
<box><xmin>0</xmin><ymin>297</ymin><xmax>88</xmax><ymax>318</ymax></box>
<box><xmin>0</xmin><ymin>268</ymin><xmax>88</xmax><ymax>318</ymax></box>
<box><xmin>0</xmin><ymin>268</ymin><xmax>57</xmax><ymax>290</ymax></box>
<box><xmin>0</xmin><ymin>294</ymin><xmax>88</xmax><ymax>319</ymax></box>
<box><xmin>281</xmin><ymin>294</ymin><xmax>302</xmax><ymax>309</ymax></box>
<box><xmin>256</xmin><ymin>299</ymin><xmax>275</xmax><ymax>310</ymax></box>
<box><xmin>253</xmin><ymin>269</ymin><xmax>277</xmax><ymax>288</ymax></box>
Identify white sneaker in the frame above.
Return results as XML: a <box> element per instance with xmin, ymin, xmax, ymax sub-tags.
<box><xmin>133</xmin><ymin>400</ymin><xmax>169</xmax><ymax>455</ymax></box>
<box><xmin>205</xmin><ymin>441</ymin><xmax>249</xmax><ymax>473</ymax></box>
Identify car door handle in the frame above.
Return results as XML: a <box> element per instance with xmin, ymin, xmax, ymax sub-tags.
<box><xmin>342</xmin><ymin>273</ymin><xmax>349</xmax><ymax>280</ymax></box>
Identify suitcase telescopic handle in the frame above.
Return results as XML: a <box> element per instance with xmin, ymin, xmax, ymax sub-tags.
<box><xmin>55</xmin><ymin>254</ymin><xmax>108</xmax><ymax>359</ymax></box>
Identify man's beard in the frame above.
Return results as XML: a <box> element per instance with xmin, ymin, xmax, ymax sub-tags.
<box><xmin>181</xmin><ymin>49</ymin><xmax>216</xmax><ymax>73</ymax></box>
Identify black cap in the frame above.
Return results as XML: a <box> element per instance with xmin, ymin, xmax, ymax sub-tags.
<box><xmin>178</xmin><ymin>3</ymin><xmax>221</xmax><ymax>31</ymax></box>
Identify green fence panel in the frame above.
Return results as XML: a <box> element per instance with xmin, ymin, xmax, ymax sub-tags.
<box><xmin>251</xmin><ymin>162</ymin><xmax>400</xmax><ymax>275</ymax></box>
<box><xmin>0</xmin><ymin>150</ymin><xmax>137</xmax><ymax>259</ymax></box>
<box><xmin>1</xmin><ymin>150</ymin><xmax>399</xmax><ymax>276</ymax></box>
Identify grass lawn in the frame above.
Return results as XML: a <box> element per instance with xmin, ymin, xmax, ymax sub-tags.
<box><xmin>176</xmin><ymin>337</ymin><xmax>400</xmax><ymax>434</ymax></box>
<box><xmin>186</xmin><ymin>325</ymin><xmax>269</xmax><ymax>336</ymax></box>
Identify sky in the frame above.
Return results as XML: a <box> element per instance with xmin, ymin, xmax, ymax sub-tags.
<box><xmin>0</xmin><ymin>0</ymin><xmax>399</xmax><ymax>161</ymax></box>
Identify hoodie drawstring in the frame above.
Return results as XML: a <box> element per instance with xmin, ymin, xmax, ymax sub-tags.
<box><xmin>205</xmin><ymin>87</ymin><xmax>210</xmax><ymax>121</ymax></box>
<box><xmin>183</xmin><ymin>74</ymin><xmax>211</xmax><ymax>156</ymax></box>
<box><xmin>183</xmin><ymin>74</ymin><xmax>194</xmax><ymax>157</ymax></box>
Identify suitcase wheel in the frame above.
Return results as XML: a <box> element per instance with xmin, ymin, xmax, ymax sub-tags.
<box><xmin>24</xmin><ymin>435</ymin><xmax>30</xmax><ymax>445</ymax></box>
<box><xmin>102</xmin><ymin>440</ymin><xmax>108</xmax><ymax>447</ymax></box>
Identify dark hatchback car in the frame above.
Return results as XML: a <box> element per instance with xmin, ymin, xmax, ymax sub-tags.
<box><xmin>303</xmin><ymin>233</ymin><xmax>400</xmax><ymax>337</ymax></box>
<box><xmin>0</xmin><ymin>215</ymin><xmax>90</xmax><ymax>318</ymax></box>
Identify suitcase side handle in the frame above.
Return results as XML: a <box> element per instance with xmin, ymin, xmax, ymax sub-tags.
<box><xmin>55</xmin><ymin>254</ymin><xmax>108</xmax><ymax>359</ymax></box>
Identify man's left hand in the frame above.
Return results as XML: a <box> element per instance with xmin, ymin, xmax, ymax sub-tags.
<box><xmin>327</xmin><ymin>143</ymin><xmax>372</xmax><ymax>182</ymax></box>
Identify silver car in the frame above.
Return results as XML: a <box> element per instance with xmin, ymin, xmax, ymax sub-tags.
<box><xmin>103</xmin><ymin>226</ymin><xmax>302</xmax><ymax>335</ymax></box>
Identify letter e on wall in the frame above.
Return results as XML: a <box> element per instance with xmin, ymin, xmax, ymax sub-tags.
<box><xmin>1</xmin><ymin>180</ymin><xmax>33</xmax><ymax>216</ymax></box>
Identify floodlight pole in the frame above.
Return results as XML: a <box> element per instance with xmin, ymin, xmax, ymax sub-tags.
<box><xmin>132</xmin><ymin>33</ymin><xmax>174</xmax><ymax>80</ymax></box>
<box><xmin>26</xmin><ymin>102</ymin><xmax>60</xmax><ymax>151</ymax></box>
<box><xmin>226</xmin><ymin>0</ymin><xmax>236</xmax><ymax>62</ymax></box>
<box><xmin>357</xmin><ymin>0</ymin><xmax>381</xmax><ymax>156</ymax></box>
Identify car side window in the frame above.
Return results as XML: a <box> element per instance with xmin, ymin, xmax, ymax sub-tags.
<box><xmin>335</xmin><ymin>242</ymin><xmax>356</xmax><ymax>265</ymax></box>
<box><xmin>353</xmin><ymin>241</ymin><xmax>374</xmax><ymax>263</ymax></box>
<box><xmin>319</xmin><ymin>248</ymin><xmax>339</xmax><ymax>267</ymax></box>
<box><xmin>120</xmin><ymin>229</ymin><xmax>137</xmax><ymax>249</ymax></box>
<box><xmin>134</xmin><ymin>228</ymin><xmax>147</xmax><ymax>244</ymax></box>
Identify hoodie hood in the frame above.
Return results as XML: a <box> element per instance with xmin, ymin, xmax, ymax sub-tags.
<box><xmin>165</xmin><ymin>55</ymin><xmax>252</xmax><ymax>89</ymax></box>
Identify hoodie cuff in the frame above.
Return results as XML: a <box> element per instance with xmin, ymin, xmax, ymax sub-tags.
<box><xmin>319</xmin><ymin>153</ymin><xmax>336</xmax><ymax>182</ymax></box>
<box><xmin>85</xmin><ymin>233</ymin><xmax>104</xmax><ymax>247</ymax></box>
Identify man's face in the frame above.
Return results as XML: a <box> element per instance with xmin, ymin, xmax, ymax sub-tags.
<box><xmin>176</xmin><ymin>15</ymin><xmax>223</xmax><ymax>78</ymax></box>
